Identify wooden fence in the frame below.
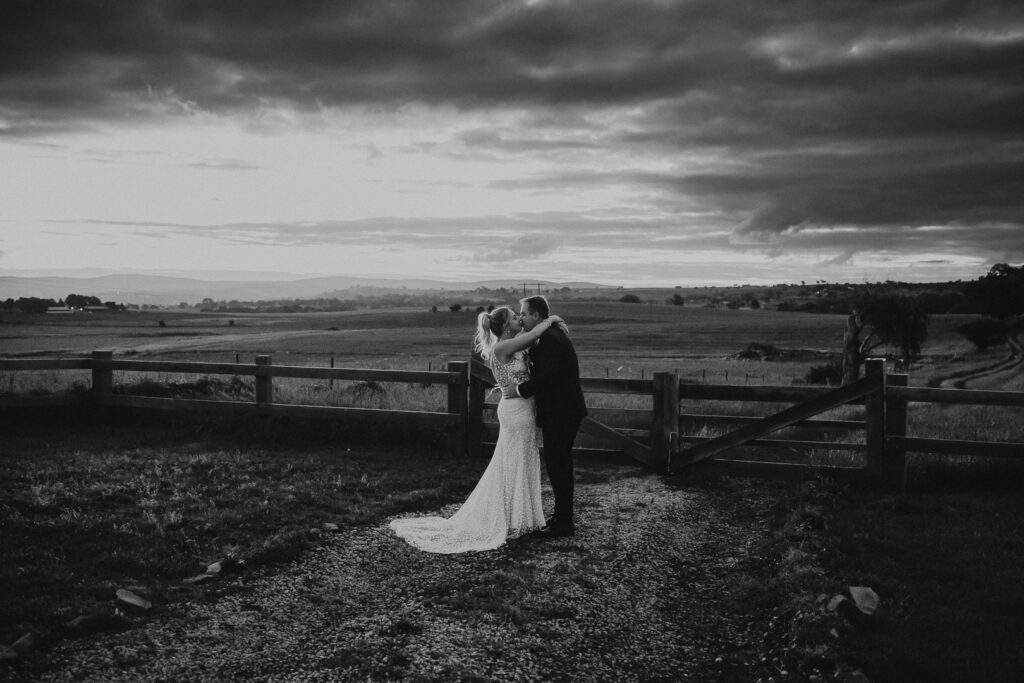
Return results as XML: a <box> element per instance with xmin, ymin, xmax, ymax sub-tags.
<box><xmin>0</xmin><ymin>351</ymin><xmax>470</xmax><ymax>458</ymax></box>
<box><xmin>3</xmin><ymin>353</ymin><xmax>1023</xmax><ymax>490</ymax></box>
<box><xmin>470</xmin><ymin>358</ymin><xmax>1024</xmax><ymax>490</ymax></box>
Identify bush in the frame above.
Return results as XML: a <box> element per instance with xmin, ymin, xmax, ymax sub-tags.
<box><xmin>956</xmin><ymin>317</ymin><xmax>1009</xmax><ymax>351</ymax></box>
<box><xmin>620</xmin><ymin>294</ymin><xmax>642</xmax><ymax>303</ymax></box>
<box><xmin>735</xmin><ymin>343</ymin><xmax>779</xmax><ymax>360</ymax></box>
<box><xmin>805</xmin><ymin>361</ymin><xmax>843</xmax><ymax>386</ymax></box>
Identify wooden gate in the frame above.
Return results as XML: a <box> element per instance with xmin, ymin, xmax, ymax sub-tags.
<box><xmin>671</xmin><ymin>374</ymin><xmax>879</xmax><ymax>470</ymax></box>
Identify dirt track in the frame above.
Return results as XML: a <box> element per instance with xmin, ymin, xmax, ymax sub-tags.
<box><xmin>108</xmin><ymin>330</ymin><xmax>364</xmax><ymax>357</ymax></box>
<box><xmin>939</xmin><ymin>332</ymin><xmax>1023</xmax><ymax>389</ymax></box>
<box><xmin>29</xmin><ymin>463</ymin><xmax>783</xmax><ymax>682</ymax></box>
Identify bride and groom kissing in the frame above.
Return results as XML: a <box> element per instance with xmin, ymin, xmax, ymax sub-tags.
<box><xmin>389</xmin><ymin>296</ymin><xmax>587</xmax><ymax>554</ymax></box>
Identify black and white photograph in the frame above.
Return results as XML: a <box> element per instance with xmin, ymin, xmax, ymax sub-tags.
<box><xmin>2</xmin><ymin>1</ymin><xmax>1023</xmax><ymax>680</ymax></box>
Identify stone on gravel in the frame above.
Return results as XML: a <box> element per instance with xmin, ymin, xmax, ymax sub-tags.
<box><xmin>849</xmin><ymin>586</ymin><xmax>879</xmax><ymax>615</ymax></box>
<box><xmin>827</xmin><ymin>594</ymin><xmax>847</xmax><ymax>611</ymax></box>
<box><xmin>184</xmin><ymin>573</ymin><xmax>214</xmax><ymax>584</ymax></box>
<box><xmin>207</xmin><ymin>557</ymin><xmax>244</xmax><ymax>574</ymax></box>
<box><xmin>323</xmin><ymin>522</ymin><xmax>339</xmax><ymax>532</ymax></box>
<box><xmin>115</xmin><ymin>589</ymin><xmax>152</xmax><ymax>611</ymax></box>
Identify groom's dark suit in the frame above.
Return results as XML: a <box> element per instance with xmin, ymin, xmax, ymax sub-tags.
<box><xmin>516</xmin><ymin>325</ymin><xmax>587</xmax><ymax>525</ymax></box>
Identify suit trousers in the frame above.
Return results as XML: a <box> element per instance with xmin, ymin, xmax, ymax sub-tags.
<box><xmin>541</xmin><ymin>416</ymin><xmax>583</xmax><ymax>523</ymax></box>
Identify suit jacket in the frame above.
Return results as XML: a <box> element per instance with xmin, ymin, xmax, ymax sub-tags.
<box><xmin>517</xmin><ymin>325</ymin><xmax>587</xmax><ymax>430</ymax></box>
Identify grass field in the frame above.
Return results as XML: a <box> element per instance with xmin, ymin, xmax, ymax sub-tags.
<box><xmin>0</xmin><ymin>301</ymin><xmax>980</xmax><ymax>385</ymax></box>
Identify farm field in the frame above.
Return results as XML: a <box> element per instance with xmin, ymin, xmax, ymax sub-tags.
<box><xmin>5</xmin><ymin>301</ymin><xmax>1018</xmax><ymax>450</ymax></box>
<box><xmin>0</xmin><ymin>301</ymin><xmax>977</xmax><ymax>374</ymax></box>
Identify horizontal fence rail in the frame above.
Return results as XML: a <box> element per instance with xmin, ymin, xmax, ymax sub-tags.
<box><xmin>888</xmin><ymin>385</ymin><xmax>1024</xmax><ymax>407</ymax></box>
<box><xmin>2</xmin><ymin>352</ymin><xmax>471</xmax><ymax>459</ymax></box>
<box><xmin>0</xmin><ymin>358</ymin><xmax>93</xmax><ymax>371</ymax></box>
<box><xmin>3</xmin><ymin>353</ymin><xmax>1023</xmax><ymax>490</ymax></box>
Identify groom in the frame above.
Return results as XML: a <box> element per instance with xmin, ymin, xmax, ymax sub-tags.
<box><xmin>505</xmin><ymin>295</ymin><xmax>587</xmax><ymax>537</ymax></box>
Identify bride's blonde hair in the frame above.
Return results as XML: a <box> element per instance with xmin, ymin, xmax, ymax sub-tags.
<box><xmin>473</xmin><ymin>306</ymin><xmax>514</xmax><ymax>360</ymax></box>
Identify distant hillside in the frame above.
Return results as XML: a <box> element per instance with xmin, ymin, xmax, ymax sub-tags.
<box><xmin>0</xmin><ymin>274</ymin><xmax>607</xmax><ymax>307</ymax></box>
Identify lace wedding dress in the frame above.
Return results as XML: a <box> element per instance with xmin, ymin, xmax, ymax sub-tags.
<box><xmin>389</xmin><ymin>352</ymin><xmax>545</xmax><ymax>553</ymax></box>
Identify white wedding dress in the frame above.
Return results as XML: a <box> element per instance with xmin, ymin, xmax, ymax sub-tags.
<box><xmin>389</xmin><ymin>352</ymin><xmax>546</xmax><ymax>553</ymax></box>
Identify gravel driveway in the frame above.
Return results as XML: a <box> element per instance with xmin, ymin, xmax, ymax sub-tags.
<box><xmin>28</xmin><ymin>461</ymin><xmax>781</xmax><ymax>682</ymax></box>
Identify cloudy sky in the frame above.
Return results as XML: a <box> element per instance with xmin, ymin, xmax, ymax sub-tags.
<box><xmin>2</xmin><ymin>0</ymin><xmax>1022</xmax><ymax>286</ymax></box>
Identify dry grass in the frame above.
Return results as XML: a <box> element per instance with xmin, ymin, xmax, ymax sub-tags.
<box><xmin>0</xmin><ymin>418</ymin><xmax>485</xmax><ymax>660</ymax></box>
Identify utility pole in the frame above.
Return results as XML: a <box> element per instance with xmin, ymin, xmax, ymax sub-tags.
<box><xmin>518</xmin><ymin>282</ymin><xmax>544</xmax><ymax>297</ymax></box>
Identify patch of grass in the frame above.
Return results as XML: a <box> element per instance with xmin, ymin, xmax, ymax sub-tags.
<box><xmin>0</xmin><ymin>423</ymin><xmax>485</xmax><ymax>652</ymax></box>
<box><xmin>736</xmin><ymin>476</ymin><xmax>1024</xmax><ymax>682</ymax></box>
<box><xmin>826</xmin><ymin>485</ymin><xmax>1024</xmax><ymax>682</ymax></box>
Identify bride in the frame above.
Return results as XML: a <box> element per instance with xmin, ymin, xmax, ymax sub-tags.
<box><xmin>388</xmin><ymin>306</ymin><xmax>561</xmax><ymax>553</ymax></box>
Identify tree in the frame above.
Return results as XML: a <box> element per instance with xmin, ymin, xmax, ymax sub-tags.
<box><xmin>666</xmin><ymin>293</ymin><xmax>685</xmax><ymax>306</ymax></box>
<box><xmin>449</xmin><ymin>303</ymin><xmax>463</xmax><ymax>312</ymax></box>
<box><xmin>8</xmin><ymin>297</ymin><xmax>57</xmax><ymax>314</ymax></box>
<box><xmin>65</xmin><ymin>293</ymin><xmax>101</xmax><ymax>308</ymax></box>
<box><xmin>957</xmin><ymin>318</ymin><xmax>1009</xmax><ymax>351</ymax></box>
<box><xmin>841</xmin><ymin>296</ymin><xmax>929</xmax><ymax>384</ymax></box>
<box><xmin>619</xmin><ymin>294</ymin><xmax>642</xmax><ymax>303</ymax></box>
<box><xmin>964</xmin><ymin>263</ymin><xmax>1024</xmax><ymax>319</ymax></box>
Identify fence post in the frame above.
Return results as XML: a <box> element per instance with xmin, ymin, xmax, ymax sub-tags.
<box><xmin>91</xmin><ymin>350</ymin><xmax>113</xmax><ymax>396</ymax></box>
<box><xmin>864</xmin><ymin>358</ymin><xmax>885</xmax><ymax>485</ymax></box>
<box><xmin>468</xmin><ymin>361</ymin><xmax>486</xmax><ymax>459</ymax></box>
<box><xmin>448</xmin><ymin>361</ymin><xmax>469</xmax><ymax>459</ymax></box>
<box><xmin>652</xmin><ymin>371</ymin><xmax>679</xmax><ymax>473</ymax></box>
<box><xmin>884</xmin><ymin>372</ymin><xmax>909</xmax><ymax>492</ymax></box>
<box><xmin>255</xmin><ymin>355</ymin><xmax>273</xmax><ymax>406</ymax></box>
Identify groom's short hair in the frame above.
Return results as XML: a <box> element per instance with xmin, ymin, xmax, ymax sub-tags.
<box><xmin>521</xmin><ymin>295</ymin><xmax>549</xmax><ymax>318</ymax></box>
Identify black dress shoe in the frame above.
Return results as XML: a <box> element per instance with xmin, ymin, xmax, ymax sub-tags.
<box><xmin>535</xmin><ymin>522</ymin><xmax>575</xmax><ymax>538</ymax></box>
<box><xmin>544</xmin><ymin>516</ymin><xmax>574</xmax><ymax>528</ymax></box>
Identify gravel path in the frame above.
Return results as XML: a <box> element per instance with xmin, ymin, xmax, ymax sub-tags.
<box><xmin>28</xmin><ymin>463</ymin><xmax>778</xmax><ymax>682</ymax></box>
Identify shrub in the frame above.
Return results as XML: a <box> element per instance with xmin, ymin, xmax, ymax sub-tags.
<box><xmin>956</xmin><ymin>318</ymin><xmax>1009</xmax><ymax>351</ymax></box>
<box><xmin>805</xmin><ymin>361</ymin><xmax>843</xmax><ymax>386</ymax></box>
<box><xmin>735</xmin><ymin>343</ymin><xmax>780</xmax><ymax>360</ymax></box>
<box><xmin>620</xmin><ymin>294</ymin><xmax>642</xmax><ymax>303</ymax></box>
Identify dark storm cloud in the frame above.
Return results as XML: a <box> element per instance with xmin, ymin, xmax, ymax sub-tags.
<box><xmin>3</xmin><ymin>0</ymin><xmax>1024</xmax><ymax>264</ymax></box>
<box><xmin>6</xmin><ymin>1</ymin><xmax>1020</xmax><ymax>120</ymax></box>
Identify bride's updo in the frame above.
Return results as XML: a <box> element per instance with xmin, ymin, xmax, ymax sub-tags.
<box><xmin>473</xmin><ymin>306</ymin><xmax>514</xmax><ymax>360</ymax></box>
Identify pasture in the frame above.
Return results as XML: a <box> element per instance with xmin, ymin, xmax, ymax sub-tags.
<box><xmin>0</xmin><ymin>300</ymin><xmax>977</xmax><ymax>377</ymax></box>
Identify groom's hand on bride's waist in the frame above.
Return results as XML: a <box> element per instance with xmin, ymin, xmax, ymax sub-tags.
<box><xmin>500</xmin><ymin>384</ymin><xmax>522</xmax><ymax>399</ymax></box>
